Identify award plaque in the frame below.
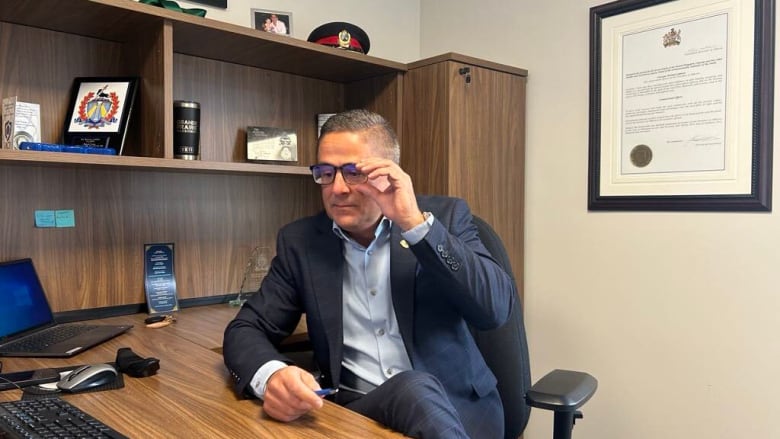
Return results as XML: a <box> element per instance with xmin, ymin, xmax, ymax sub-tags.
<box><xmin>144</xmin><ymin>243</ymin><xmax>179</xmax><ymax>315</ymax></box>
<box><xmin>247</xmin><ymin>126</ymin><xmax>297</xmax><ymax>162</ymax></box>
<box><xmin>229</xmin><ymin>246</ymin><xmax>271</xmax><ymax>306</ymax></box>
<box><xmin>63</xmin><ymin>77</ymin><xmax>139</xmax><ymax>154</ymax></box>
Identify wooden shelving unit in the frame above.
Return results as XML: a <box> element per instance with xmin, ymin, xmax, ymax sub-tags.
<box><xmin>0</xmin><ymin>0</ymin><xmax>404</xmax><ymax>312</ymax></box>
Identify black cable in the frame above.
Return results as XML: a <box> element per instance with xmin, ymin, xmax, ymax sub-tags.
<box><xmin>0</xmin><ymin>374</ymin><xmax>24</xmax><ymax>392</ymax></box>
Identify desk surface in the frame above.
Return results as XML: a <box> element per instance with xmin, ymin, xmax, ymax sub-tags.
<box><xmin>0</xmin><ymin>305</ymin><xmax>405</xmax><ymax>438</ymax></box>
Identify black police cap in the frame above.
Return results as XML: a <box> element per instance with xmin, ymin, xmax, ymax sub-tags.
<box><xmin>307</xmin><ymin>22</ymin><xmax>370</xmax><ymax>54</ymax></box>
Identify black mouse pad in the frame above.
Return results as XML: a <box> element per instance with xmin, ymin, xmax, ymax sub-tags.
<box><xmin>21</xmin><ymin>362</ymin><xmax>125</xmax><ymax>400</ymax></box>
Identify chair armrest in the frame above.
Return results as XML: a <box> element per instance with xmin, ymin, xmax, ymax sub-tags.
<box><xmin>525</xmin><ymin>369</ymin><xmax>597</xmax><ymax>412</ymax></box>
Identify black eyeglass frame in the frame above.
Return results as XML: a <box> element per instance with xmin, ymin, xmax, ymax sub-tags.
<box><xmin>309</xmin><ymin>163</ymin><xmax>368</xmax><ymax>185</ymax></box>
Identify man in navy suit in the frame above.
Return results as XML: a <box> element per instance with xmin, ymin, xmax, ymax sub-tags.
<box><xmin>223</xmin><ymin>109</ymin><xmax>515</xmax><ymax>438</ymax></box>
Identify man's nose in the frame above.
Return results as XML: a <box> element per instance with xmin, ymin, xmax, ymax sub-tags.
<box><xmin>331</xmin><ymin>170</ymin><xmax>351</xmax><ymax>193</ymax></box>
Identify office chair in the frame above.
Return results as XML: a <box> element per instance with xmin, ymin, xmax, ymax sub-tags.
<box><xmin>470</xmin><ymin>215</ymin><xmax>597</xmax><ymax>439</ymax></box>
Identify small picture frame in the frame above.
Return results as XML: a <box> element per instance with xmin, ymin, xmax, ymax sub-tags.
<box><xmin>63</xmin><ymin>76</ymin><xmax>139</xmax><ymax>154</ymax></box>
<box><xmin>251</xmin><ymin>9</ymin><xmax>292</xmax><ymax>35</ymax></box>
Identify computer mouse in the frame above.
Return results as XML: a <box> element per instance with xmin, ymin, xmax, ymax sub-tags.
<box><xmin>57</xmin><ymin>363</ymin><xmax>117</xmax><ymax>393</ymax></box>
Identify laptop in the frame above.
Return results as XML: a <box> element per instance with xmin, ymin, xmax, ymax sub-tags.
<box><xmin>0</xmin><ymin>258</ymin><xmax>132</xmax><ymax>358</ymax></box>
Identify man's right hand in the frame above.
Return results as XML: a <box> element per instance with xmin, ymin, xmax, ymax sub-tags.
<box><xmin>262</xmin><ymin>365</ymin><xmax>324</xmax><ymax>422</ymax></box>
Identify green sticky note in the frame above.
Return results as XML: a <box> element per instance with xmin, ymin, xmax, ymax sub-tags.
<box><xmin>35</xmin><ymin>210</ymin><xmax>56</xmax><ymax>228</ymax></box>
<box><xmin>55</xmin><ymin>210</ymin><xmax>75</xmax><ymax>228</ymax></box>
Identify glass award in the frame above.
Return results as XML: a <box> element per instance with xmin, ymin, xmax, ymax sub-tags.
<box><xmin>229</xmin><ymin>246</ymin><xmax>271</xmax><ymax>307</ymax></box>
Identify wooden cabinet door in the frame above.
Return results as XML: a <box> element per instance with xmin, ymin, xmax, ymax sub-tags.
<box><xmin>402</xmin><ymin>54</ymin><xmax>526</xmax><ymax>285</ymax></box>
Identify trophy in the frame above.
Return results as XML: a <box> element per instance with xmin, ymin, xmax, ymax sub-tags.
<box><xmin>229</xmin><ymin>246</ymin><xmax>271</xmax><ymax>307</ymax></box>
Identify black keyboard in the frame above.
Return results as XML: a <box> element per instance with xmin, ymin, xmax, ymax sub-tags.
<box><xmin>2</xmin><ymin>325</ymin><xmax>98</xmax><ymax>353</ymax></box>
<box><xmin>0</xmin><ymin>398</ymin><xmax>127</xmax><ymax>438</ymax></box>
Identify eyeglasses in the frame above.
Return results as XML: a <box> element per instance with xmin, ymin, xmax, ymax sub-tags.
<box><xmin>309</xmin><ymin>163</ymin><xmax>367</xmax><ymax>185</ymax></box>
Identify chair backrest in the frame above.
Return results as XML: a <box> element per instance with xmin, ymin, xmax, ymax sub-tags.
<box><xmin>470</xmin><ymin>215</ymin><xmax>532</xmax><ymax>439</ymax></box>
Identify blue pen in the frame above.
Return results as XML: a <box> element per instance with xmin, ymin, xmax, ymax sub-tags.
<box><xmin>315</xmin><ymin>388</ymin><xmax>339</xmax><ymax>396</ymax></box>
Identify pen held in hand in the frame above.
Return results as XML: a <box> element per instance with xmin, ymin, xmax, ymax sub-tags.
<box><xmin>314</xmin><ymin>388</ymin><xmax>339</xmax><ymax>396</ymax></box>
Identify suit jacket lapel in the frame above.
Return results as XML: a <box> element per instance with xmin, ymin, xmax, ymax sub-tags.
<box><xmin>309</xmin><ymin>214</ymin><xmax>345</xmax><ymax>382</ymax></box>
<box><xmin>390</xmin><ymin>224</ymin><xmax>418</xmax><ymax>365</ymax></box>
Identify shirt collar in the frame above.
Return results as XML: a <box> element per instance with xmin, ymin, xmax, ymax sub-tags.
<box><xmin>332</xmin><ymin>216</ymin><xmax>392</xmax><ymax>243</ymax></box>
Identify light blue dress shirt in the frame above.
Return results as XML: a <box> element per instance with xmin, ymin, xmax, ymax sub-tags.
<box><xmin>336</xmin><ymin>217</ymin><xmax>412</xmax><ymax>386</ymax></box>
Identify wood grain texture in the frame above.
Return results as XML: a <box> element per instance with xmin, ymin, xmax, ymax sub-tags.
<box><xmin>0</xmin><ymin>305</ymin><xmax>406</xmax><ymax>438</ymax></box>
<box><xmin>0</xmin><ymin>22</ymin><xmax>127</xmax><ymax>146</ymax></box>
<box><xmin>345</xmin><ymin>73</ymin><xmax>405</xmax><ymax>134</ymax></box>
<box><xmin>401</xmin><ymin>56</ymin><xmax>526</xmax><ymax>288</ymax></box>
<box><xmin>0</xmin><ymin>165</ymin><xmax>321</xmax><ymax>312</ymax></box>
<box><xmin>172</xmin><ymin>53</ymin><xmax>346</xmax><ymax>166</ymax></box>
<box><xmin>123</xmin><ymin>19</ymin><xmax>171</xmax><ymax>158</ymax></box>
<box><xmin>400</xmin><ymin>62</ymin><xmax>451</xmax><ymax>196</ymax></box>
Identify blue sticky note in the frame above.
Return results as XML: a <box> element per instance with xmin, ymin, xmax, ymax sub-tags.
<box><xmin>35</xmin><ymin>210</ymin><xmax>56</xmax><ymax>228</ymax></box>
<box><xmin>55</xmin><ymin>210</ymin><xmax>75</xmax><ymax>228</ymax></box>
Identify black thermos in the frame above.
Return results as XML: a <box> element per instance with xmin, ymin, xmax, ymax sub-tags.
<box><xmin>173</xmin><ymin>101</ymin><xmax>200</xmax><ymax>160</ymax></box>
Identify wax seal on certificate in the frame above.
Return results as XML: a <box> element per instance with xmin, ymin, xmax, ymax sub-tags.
<box><xmin>630</xmin><ymin>144</ymin><xmax>653</xmax><ymax>168</ymax></box>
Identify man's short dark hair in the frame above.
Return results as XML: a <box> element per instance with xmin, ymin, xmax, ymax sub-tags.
<box><xmin>319</xmin><ymin>109</ymin><xmax>400</xmax><ymax>163</ymax></box>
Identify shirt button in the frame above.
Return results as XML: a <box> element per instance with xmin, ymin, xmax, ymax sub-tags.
<box><xmin>369</xmin><ymin>289</ymin><xmax>377</xmax><ymax>296</ymax></box>
<box><xmin>377</xmin><ymin>328</ymin><xmax>385</xmax><ymax>336</ymax></box>
<box><xmin>386</xmin><ymin>368</ymin><xmax>393</xmax><ymax>375</ymax></box>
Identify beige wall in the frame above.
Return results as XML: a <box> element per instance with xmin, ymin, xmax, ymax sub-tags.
<box><xmin>421</xmin><ymin>1</ymin><xmax>780</xmax><ymax>438</ymax></box>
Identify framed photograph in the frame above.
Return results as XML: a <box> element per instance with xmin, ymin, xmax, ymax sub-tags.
<box><xmin>63</xmin><ymin>77</ymin><xmax>139</xmax><ymax>155</ymax></box>
<box><xmin>251</xmin><ymin>9</ymin><xmax>292</xmax><ymax>35</ymax></box>
<box><xmin>588</xmin><ymin>0</ymin><xmax>774</xmax><ymax>211</ymax></box>
<box><xmin>189</xmin><ymin>0</ymin><xmax>226</xmax><ymax>8</ymax></box>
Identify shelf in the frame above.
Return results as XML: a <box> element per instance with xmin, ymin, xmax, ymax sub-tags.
<box><xmin>0</xmin><ymin>0</ymin><xmax>404</xmax><ymax>312</ymax></box>
<box><xmin>0</xmin><ymin>0</ymin><xmax>406</xmax><ymax>83</ymax></box>
<box><xmin>0</xmin><ymin>149</ymin><xmax>311</xmax><ymax>176</ymax></box>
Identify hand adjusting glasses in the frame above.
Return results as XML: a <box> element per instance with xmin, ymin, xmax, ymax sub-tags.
<box><xmin>309</xmin><ymin>163</ymin><xmax>367</xmax><ymax>185</ymax></box>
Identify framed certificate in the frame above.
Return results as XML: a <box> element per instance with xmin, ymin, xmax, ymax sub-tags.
<box><xmin>588</xmin><ymin>0</ymin><xmax>774</xmax><ymax>211</ymax></box>
<box><xmin>63</xmin><ymin>77</ymin><xmax>139</xmax><ymax>154</ymax></box>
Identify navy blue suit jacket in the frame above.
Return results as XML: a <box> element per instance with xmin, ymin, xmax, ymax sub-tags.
<box><xmin>223</xmin><ymin>195</ymin><xmax>515</xmax><ymax>428</ymax></box>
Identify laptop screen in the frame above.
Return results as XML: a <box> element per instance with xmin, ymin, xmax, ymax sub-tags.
<box><xmin>0</xmin><ymin>258</ymin><xmax>55</xmax><ymax>340</ymax></box>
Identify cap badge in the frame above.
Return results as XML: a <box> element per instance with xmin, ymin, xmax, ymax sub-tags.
<box><xmin>338</xmin><ymin>30</ymin><xmax>352</xmax><ymax>49</ymax></box>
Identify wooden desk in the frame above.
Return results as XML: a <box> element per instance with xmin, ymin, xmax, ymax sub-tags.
<box><xmin>0</xmin><ymin>305</ymin><xmax>405</xmax><ymax>438</ymax></box>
